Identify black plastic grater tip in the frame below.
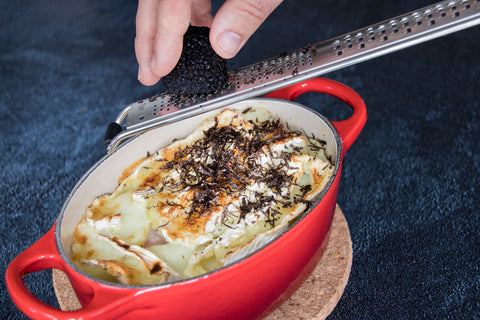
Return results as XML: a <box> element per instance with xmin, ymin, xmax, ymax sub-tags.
<box><xmin>104</xmin><ymin>122</ymin><xmax>123</xmax><ymax>149</ymax></box>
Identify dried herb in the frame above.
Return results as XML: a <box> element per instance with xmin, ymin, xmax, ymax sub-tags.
<box><xmin>155</xmin><ymin>113</ymin><xmax>317</xmax><ymax>226</ymax></box>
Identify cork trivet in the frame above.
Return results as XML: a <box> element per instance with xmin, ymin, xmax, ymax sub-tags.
<box><xmin>53</xmin><ymin>204</ymin><xmax>352</xmax><ymax>319</ymax></box>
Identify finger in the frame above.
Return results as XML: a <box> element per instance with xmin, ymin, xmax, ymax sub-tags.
<box><xmin>210</xmin><ymin>0</ymin><xmax>283</xmax><ymax>59</ymax></box>
<box><xmin>135</xmin><ymin>0</ymin><xmax>161</xmax><ymax>85</ymax></box>
<box><xmin>190</xmin><ymin>0</ymin><xmax>213</xmax><ymax>27</ymax></box>
<box><xmin>149</xmin><ymin>0</ymin><xmax>194</xmax><ymax>80</ymax></box>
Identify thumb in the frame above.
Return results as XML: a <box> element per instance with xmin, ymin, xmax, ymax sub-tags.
<box><xmin>209</xmin><ymin>0</ymin><xmax>282</xmax><ymax>59</ymax></box>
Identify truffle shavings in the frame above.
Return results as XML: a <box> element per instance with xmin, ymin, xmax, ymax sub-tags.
<box><xmin>71</xmin><ymin>107</ymin><xmax>334</xmax><ymax>285</ymax></box>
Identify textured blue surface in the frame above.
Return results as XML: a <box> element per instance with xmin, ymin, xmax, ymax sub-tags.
<box><xmin>1</xmin><ymin>0</ymin><xmax>479</xmax><ymax>319</ymax></box>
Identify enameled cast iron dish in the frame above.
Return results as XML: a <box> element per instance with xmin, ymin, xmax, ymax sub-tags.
<box><xmin>6</xmin><ymin>78</ymin><xmax>366</xmax><ymax>320</ymax></box>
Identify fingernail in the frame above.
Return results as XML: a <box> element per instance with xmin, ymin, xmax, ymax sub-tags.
<box><xmin>149</xmin><ymin>55</ymin><xmax>156</xmax><ymax>70</ymax></box>
<box><xmin>137</xmin><ymin>67</ymin><xmax>142</xmax><ymax>81</ymax></box>
<box><xmin>218</xmin><ymin>31</ymin><xmax>242</xmax><ymax>56</ymax></box>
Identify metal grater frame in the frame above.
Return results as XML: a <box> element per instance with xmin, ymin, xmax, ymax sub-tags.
<box><xmin>105</xmin><ymin>0</ymin><xmax>480</xmax><ymax>153</ymax></box>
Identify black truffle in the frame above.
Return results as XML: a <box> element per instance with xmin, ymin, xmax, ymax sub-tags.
<box><xmin>162</xmin><ymin>26</ymin><xmax>228</xmax><ymax>95</ymax></box>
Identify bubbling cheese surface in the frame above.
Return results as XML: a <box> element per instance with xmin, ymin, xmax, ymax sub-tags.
<box><xmin>71</xmin><ymin>108</ymin><xmax>334</xmax><ymax>285</ymax></box>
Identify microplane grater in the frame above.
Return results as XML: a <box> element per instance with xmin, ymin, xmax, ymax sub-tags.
<box><xmin>105</xmin><ymin>0</ymin><xmax>480</xmax><ymax>153</ymax></box>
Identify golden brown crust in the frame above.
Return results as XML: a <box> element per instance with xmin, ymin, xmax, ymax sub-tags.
<box><xmin>71</xmin><ymin>108</ymin><xmax>334</xmax><ymax>285</ymax></box>
<box><xmin>118</xmin><ymin>157</ymin><xmax>147</xmax><ymax>184</ymax></box>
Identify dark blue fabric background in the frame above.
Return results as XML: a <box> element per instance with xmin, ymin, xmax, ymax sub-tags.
<box><xmin>1</xmin><ymin>0</ymin><xmax>479</xmax><ymax>319</ymax></box>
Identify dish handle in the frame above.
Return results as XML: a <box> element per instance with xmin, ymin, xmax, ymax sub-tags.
<box><xmin>5</xmin><ymin>224</ymin><xmax>132</xmax><ymax>320</ymax></box>
<box><xmin>266</xmin><ymin>78</ymin><xmax>367</xmax><ymax>153</ymax></box>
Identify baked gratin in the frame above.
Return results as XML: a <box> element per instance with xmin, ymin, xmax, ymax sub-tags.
<box><xmin>71</xmin><ymin>107</ymin><xmax>334</xmax><ymax>285</ymax></box>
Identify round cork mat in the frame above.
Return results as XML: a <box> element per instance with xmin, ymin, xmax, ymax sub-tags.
<box><xmin>53</xmin><ymin>204</ymin><xmax>352</xmax><ymax>319</ymax></box>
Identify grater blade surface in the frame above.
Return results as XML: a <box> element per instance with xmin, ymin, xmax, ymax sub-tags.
<box><xmin>106</xmin><ymin>0</ymin><xmax>480</xmax><ymax>153</ymax></box>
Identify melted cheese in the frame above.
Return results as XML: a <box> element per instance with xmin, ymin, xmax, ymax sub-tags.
<box><xmin>71</xmin><ymin>108</ymin><xmax>334</xmax><ymax>285</ymax></box>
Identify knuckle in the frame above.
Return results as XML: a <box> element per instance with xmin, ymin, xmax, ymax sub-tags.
<box><xmin>236</xmin><ymin>0</ymin><xmax>272</xmax><ymax>21</ymax></box>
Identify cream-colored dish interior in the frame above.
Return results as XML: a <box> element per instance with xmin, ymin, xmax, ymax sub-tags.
<box><xmin>58</xmin><ymin>99</ymin><xmax>339</xmax><ymax>285</ymax></box>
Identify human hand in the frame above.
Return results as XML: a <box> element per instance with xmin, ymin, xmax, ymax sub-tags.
<box><xmin>135</xmin><ymin>0</ymin><xmax>283</xmax><ymax>86</ymax></box>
